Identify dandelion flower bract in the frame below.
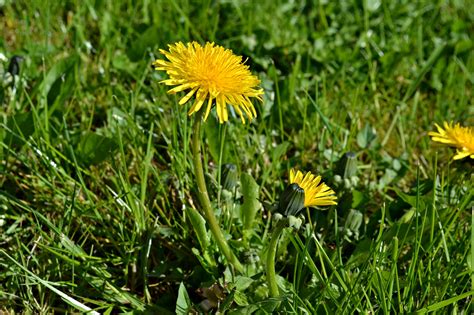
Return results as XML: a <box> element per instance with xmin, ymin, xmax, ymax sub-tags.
<box><xmin>290</xmin><ymin>169</ymin><xmax>337</xmax><ymax>207</ymax></box>
<box><xmin>153</xmin><ymin>41</ymin><xmax>263</xmax><ymax>124</ymax></box>
<box><xmin>428</xmin><ymin>122</ymin><xmax>474</xmax><ymax>160</ymax></box>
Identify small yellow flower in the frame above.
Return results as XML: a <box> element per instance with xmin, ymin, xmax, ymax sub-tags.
<box><xmin>290</xmin><ymin>169</ymin><xmax>337</xmax><ymax>207</ymax></box>
<box><xmin>428</xmin><ymin>122</ymin><xmax>474</xmax><ymax>160</ymax></box>
<box><xmin>153</xmin><ymin>42</ymin><xmax>263</xmax><ymax>124</ymax></box>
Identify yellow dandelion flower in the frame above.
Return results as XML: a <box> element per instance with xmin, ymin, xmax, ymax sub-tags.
<box><xmin>428</xmin><ymin>121</ymin><xmax>474</xmax><ymax>160</ymax></box>
<box><xmin>153</xmin><ymin>41</ymin><xmax>264</xmax><ymax>124</ymax></box>
<box><xmin>290</xmin><ymin>169</ymin><xmax>338</xmax><ymax>207</ymax></box>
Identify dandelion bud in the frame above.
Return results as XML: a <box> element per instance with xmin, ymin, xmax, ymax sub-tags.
<box><xmin>288</xmin><ymin>215</ymin><xmax>303</xmax><ymax>230</ymax></box>
<box><xmin>345</xmin><ymin>209</ymin><xmax>363</xmax><ymax>233</ymax></box>
<box><xmin>273</xmin><ymin>213</ymin><xmax>284</xmax><ymax>223</ymax></box>
<box><xmin>8</xmin><ymin>55</ymin><xmax>24</xmax><ymax>76</ymax></box>
<box><xmin>222</xmin><ymin>163</ymin><xmax>238</xmax><ymax>190</ymax></box>
<box><xmin>336</xmin><ymin>152</ymin><xmax>358</xmax><ymax>179</ymax></box>
<box><xmin>279</xmin><ymin>183</ymin><xmax>305</xmax><ymax>217</ymax></box>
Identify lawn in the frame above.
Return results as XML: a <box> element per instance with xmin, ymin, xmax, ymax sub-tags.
<box><xmin>1</xmin><ymin>0</ymin><xmax>473</xmax><ymax>313</ymax></box>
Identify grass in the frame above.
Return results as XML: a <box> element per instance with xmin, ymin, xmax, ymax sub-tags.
<box><xmin>1</xmin><ymin>0</ymin><xmax>473</xmax><ymax>313</ymax></box>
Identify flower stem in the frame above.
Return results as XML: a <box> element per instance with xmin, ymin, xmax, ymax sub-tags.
<box><xmin>266</xmin><ymin>220</ymin><xmax>285</xmax><ymax>297</ymax></box>
<box><xmin>191</xmin><ymin>111</ymin><xmax>244</xmax><ymax>273</ymax></box>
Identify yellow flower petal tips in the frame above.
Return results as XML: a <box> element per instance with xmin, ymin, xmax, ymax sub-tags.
<box><xmin>428</xmin><ymin>122</ymin><xmax>474</xmax><ymax>160</ymax></box>
<box><xmin>153</xmin><ymin>42</ymin><xmax>264</xmax><ymax>123</ymax></box>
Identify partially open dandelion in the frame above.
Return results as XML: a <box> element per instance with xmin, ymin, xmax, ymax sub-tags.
<box><xmin>268</xmin><ymin>168</ymin><xmax>337</xmax><ymax>299</ymax></box>
<box><xmin>153</xmin><ymin>41</ymin><xmax>263</xmax><ymax>123</ymax></box>
<box><xmin>279</xmin><ymin>169</ymin><xmax>337</xmax><ymax>216</ymax></box>
<box><xmin>428</xmin><ymin>122</ymin><xmax>474</xmax><ymax>160</ymax></box>
<box><xmin>289</xmin><ymin>169</ymin><xmax>337</xmax><ymax>206</ymax></box>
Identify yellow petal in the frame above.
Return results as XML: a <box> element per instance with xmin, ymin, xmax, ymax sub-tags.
<box><xmin>178</xmin><ymin>87</ymin><xmax>198</xmax><ymax>105</ymax></box>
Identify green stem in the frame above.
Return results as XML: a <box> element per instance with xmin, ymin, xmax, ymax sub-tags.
<box><xmin>191</xmin><ymin>111</ymin><xmax>244</xmax><ymax>273</ymax></box>
<box><xmin>266</xmin><ymin>220</ymin><xmax>286</xmax><ymax>297</ymax></box>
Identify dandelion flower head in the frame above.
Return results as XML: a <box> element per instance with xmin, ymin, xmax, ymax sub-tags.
<box><xmin>428</xmin><ymin>122</ymin><xmax>474</xmax><ymax>160</ymax></box>
<box><xmin>153</xmin><ymin>42</ymin><xmax>263</xmax><ymax>124</ymax></box>
<box><xmin>290</xmin><ymin>169</ymin><xmax>337</xmax><ymax>207</ymax></box>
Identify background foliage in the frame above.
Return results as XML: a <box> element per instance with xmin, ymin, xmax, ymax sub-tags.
<box><xmin>1</xmin><ymin>0</ymin><xmax>473</xmax><ymax>313</ymax></box>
